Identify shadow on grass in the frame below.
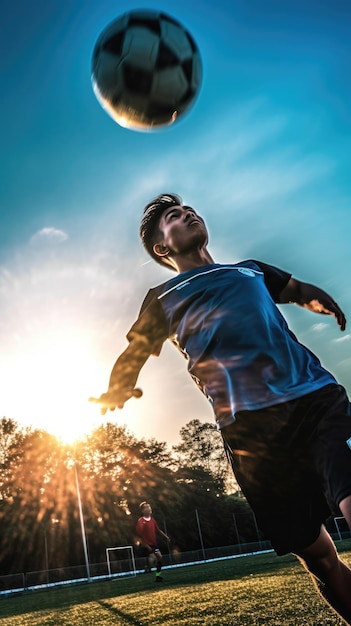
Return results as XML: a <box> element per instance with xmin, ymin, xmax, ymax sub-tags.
<box><xmin>97</xmin><ymin>599</ymin><xmax>143</xmax><ymax>625</ymax></box>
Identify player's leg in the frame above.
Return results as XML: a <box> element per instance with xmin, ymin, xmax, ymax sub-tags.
<box><xmin>154</xmin><ymin>548</ymin><xmax>163</xmax><ymax>581</ymax></box>
<box><xmin>294</xmin><ymin>386</ymin><xmax>351</xmax><ymax>623</ymax></box>
<box><xmin>222</xmin><ymin>396</ymin><xmax>351</xmax><ymax>622</ymax></box>
<box><xmin>146</xmin><ymin>550</ymin><xmax>157</xmax><ymax>572</ymax></box>
<box><xmin>339</xmin><ymin>493</ymin><xmax>351</xmax><ymax>530</ymax></box>
<box><xmin>295</xmin><ymin>524</ymin><xmax>351</xmax><ymax>624</ymax></box>
<box><xmin>144</xmin><ymin>556</ymin><xmax>151</xmax><ymax>573</ymax></box>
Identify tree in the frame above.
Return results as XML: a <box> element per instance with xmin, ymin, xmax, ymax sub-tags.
<box><xmin>138</xmin><ymin>437</ymin><xmax>175</xmax><ymax>469</ymax></box>
<box><xmin>172</xmin><ymin>419</ymin><xmax>238</xmax><ymax>493</ymax></box>
<box><xmin>0</xmin><ymin>418</ymin><xmax>258</xmax><ymax>577</ymax></box>
<box><xmin>0</xmin><ymin>417</ymin><xmax>26</xmax><ymax>500</ymax></box>
<box><xmin>0</xmin><ymin>427</ymin><xmax>75</xmax><ymax>574</ymax></box>
<box><xmin>77</xmin><ymin>423</ymin><xmax>183</xmax><ymax>562</ymax></box>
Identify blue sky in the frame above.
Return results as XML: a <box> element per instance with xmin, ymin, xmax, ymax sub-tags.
<box><xmin>1</xmin><ymin>0</ymin><xmax>350</xmax><ymax>443</ymax></box>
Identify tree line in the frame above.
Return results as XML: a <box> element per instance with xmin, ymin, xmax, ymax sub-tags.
<box><xmin>0</xmin><ymin>416</ymin><xmax>259</xmax><ymax>576</ymax></box>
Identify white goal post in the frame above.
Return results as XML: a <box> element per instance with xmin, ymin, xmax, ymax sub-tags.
<box><xmin>333</xmin><ymin>516</ymin><xmax>350</xmax><ymax>542</ymax></box>
<box><xmin>106</xmin><ymin>546</ymin><xmax>136</xmax><ymax>578</ymax></box>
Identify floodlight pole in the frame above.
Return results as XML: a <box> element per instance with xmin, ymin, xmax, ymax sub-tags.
<box><xmin>163</xmin><ymin>518</ymin><xmax>172</xmax><ymax>564</ymax></box>
<box><xmin>75</xmin><ymin>462</ymin><xmax>91</xmax><ymax>581</ymax></box>
<box><xmin>43</xmin><ymin>526</ymin><xmax>49</xmax><ymax>585</ymax></box>
<box><xmin>195</xmin><ymin>508</ymin><xmax>206</xmax><ymax>562</ymax></box>
<box><xmin>252</xmin><ymin>511</ymin><xmax>262</xmax><ymax>548</ymax></box>
<box><xmin>232</xmin><ymin>513</ymin><xmax>240</xmax><ymax>546</ymax></box>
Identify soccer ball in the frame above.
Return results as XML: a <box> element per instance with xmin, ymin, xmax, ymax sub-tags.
<box><xmin>91</xmin><ymin>9</ymin><xmax>202</xmax><ymax>131</ymax></box>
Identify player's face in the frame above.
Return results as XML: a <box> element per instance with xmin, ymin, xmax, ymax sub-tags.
<box><xmin>141</xmin><ymin>504</ymin><xmax>152</xmax><ymax>516</ymax></box>
<box><xmin>157</xmin><ymin>205</ymin><xmax>208</xmax><ymax>255</ymax></box>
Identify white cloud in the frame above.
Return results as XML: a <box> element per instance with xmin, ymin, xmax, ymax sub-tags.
<box><xmin>120</xmin><ymin>103</ymin><xmax>336</xmax><ymax>255</ymax></box>
<box><xmin>30</xmin><ymin>227</ymin><xmax>68</xmax><ymax>244</ymax></box>
<box><xmin>334</xmin><ymin>334</ymin><xmax>351</xmax><ymax>343</ymax></box>
<box><xmin>311</xmin><ymin>323</ymin><xmax>329</xmax><ymax>332</ymax></box>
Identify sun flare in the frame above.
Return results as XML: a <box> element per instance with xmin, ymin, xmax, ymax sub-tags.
<box><xmin>1</xmin><ymin>327</ymin><xmax>105</xmax><ymax>443</ymax></box>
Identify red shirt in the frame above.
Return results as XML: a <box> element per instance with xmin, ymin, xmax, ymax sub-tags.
<box><xmin>136</xmin><ymin>516</ymin><xmax>160</xmax><ymax>547</ymax></box>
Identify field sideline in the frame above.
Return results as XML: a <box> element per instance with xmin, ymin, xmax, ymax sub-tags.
<box><xmin>1</xmin><ymin>543</ymin><xmax>350</xmax><ymax>625</ymax></box>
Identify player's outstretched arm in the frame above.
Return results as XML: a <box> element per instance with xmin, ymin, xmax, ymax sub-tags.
<box><xmin>159</xmin><ymin>529</ymin><xmax>170</xmax><ymax>542</ymax></box>
<box><xmin>279</xmin><ymin>277</ymin><xmax>346</xmax><ymax>331</ymax></box>
<box><xmin>89</xmin><ymin>338</ymin><xmax>152</xmax><ymax>414</ymax></box>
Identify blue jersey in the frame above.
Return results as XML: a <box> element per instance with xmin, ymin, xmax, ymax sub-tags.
<box><xmin>128</xmin><ymin>261</ymin><xmax>336</xmax><ymax>429</ymax></box>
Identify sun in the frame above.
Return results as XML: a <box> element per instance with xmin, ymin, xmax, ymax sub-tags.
<box><xmin>1</xmin><ymin>327</ymin><xmax>106</xmax><ymax>443</ymax></box>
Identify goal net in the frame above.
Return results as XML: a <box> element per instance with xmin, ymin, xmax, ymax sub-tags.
<box><xmin>106</xmin><ymin>546</ymin><xmax>136</xmax><ymax>578</ymax></box>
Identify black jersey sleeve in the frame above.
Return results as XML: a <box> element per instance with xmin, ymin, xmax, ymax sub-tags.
<box><xmin>126</xmin><ymin>289</ymin><xmax>168</xmax><ymax>356</ymax></box>
<box><xmin>251</xmin><ymin>260</ymin><xmax>292</xmax><ymax>302</ymax></box>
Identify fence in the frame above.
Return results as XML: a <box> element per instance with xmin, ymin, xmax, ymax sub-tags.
<box><xmin>0</xmin><ymin>540</ymin><xmax>273</xmax><ymax>595</ymax></box>
<box><xmin>1</xmin><ymin>525</ymin><xmax>350</xmax><ymax>596</ymax></box>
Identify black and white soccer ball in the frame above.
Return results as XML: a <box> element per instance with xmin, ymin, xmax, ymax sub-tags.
<box><xmin>91</xmin><ymin>9</ymin><xmax>202</xmax><ymax>131</ymax></box>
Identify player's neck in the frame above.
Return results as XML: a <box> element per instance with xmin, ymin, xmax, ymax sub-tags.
<box><xmin>142</xmin><ymin>516</ymin><xmax>151</xmax><ymax>521</ymax></box>
<box><xmin>172</xmin><ymin>248</ymin><xmax>215</xmax><ymax>273</ymax></box>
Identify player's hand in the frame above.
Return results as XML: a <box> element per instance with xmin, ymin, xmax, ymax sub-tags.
<box><xmin>306</xmin><ymin>298</ymin><xmax>347</xmax><ymax>331</ymax></box>
<box><xmin>280</xmin><ymin>279</ymin><xmax>347</xmax><ymax>331</ymax></box>
<box><xmin>327</xmin><ymin>300</ymin><xmax>346</xmax><ymax>331</ymax></box>
<box><xmin>89</xmin><ymin>387</ymin><xmax>143</xmax><ymax>415</ymax></box>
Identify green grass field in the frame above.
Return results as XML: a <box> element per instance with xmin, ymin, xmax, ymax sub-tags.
<box><xmin>1</xmin><ymin>544</ymin><xmax>350</xmax><ymax>625</ymax></box>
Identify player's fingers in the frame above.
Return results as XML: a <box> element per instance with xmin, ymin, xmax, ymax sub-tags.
<box><xmin>89</xmin><ymin>388</ymin><xmax>142</xmax><ymax>413</ymax></box>
<box><xmin>339</xmin><ymin>312</ymin><xmax>346</xmax><ymax>331</ymax></box>
<box><xmin>329</xmin><ymin>300</ymin><xmax>346</xmax><ymax>331</ymax></box>
<box><xmin>331</xmin><ymin>308</ymin><xmax>346</xmax><ymax>331</ymax></box>
<box><xmin>132</xmin><ymin>388</ymin><xmax>143</xmax><ymax>398</ymax></box>
<box><xmin>89</xmin><ymin>396</ymin><xmax>117</xmax><ymax>413</ymax></box>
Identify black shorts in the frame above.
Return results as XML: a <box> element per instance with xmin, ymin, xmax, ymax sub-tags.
<box><xmin>221</xmin><ymin>384</ymin><xmax>351</xmax><ymax>555</ymax></box>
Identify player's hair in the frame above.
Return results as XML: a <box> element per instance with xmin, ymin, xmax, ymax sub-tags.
<box><xmin>140</xmin><ymin>193</ymin><xmax>183</xmax><ymax>270</ymax></box>
<box><xmin>139</xmin><ymin>501</ymin><xmax>150</xmax><ymax>510</ymax></box>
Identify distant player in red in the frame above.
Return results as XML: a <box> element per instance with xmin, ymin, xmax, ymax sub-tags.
<box><xmin>136</xmin><ymin>502</ymin><xmax>169</xmax><ymax>581</ymax></box>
